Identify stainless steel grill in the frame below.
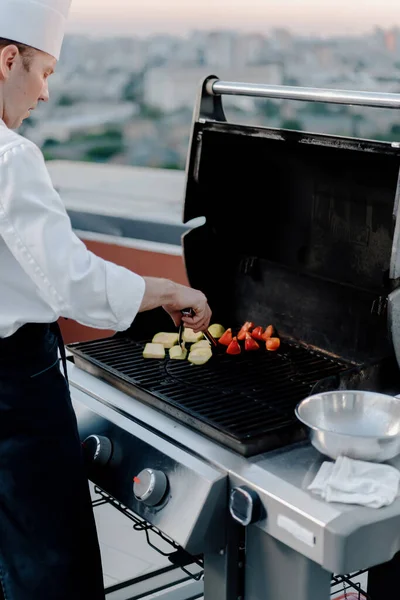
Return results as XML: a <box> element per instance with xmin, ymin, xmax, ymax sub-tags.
<box><xmin>69</xmin><ymin>335</ymin><xmax>350</xmax><ymax>456</ymax></box>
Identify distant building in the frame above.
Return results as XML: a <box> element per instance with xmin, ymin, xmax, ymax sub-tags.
<box><xmin>143</xmin><ymin>64</ymin><xmax>283</xmax><ymax>113</ymax></box>
<box><xmin>271</xmin><ymin>28</ymin><xmax>293</xmax><ymax>52</ymax></box>
<box><xmin>29</xmin><ymin>103</ymin><xmax>137</xmax><ymax>145</ymax></box>
<box><xmin>384</xmin><ymin>29</ymin><xmax>397</xmax><ymax>53</ymax></box>
<box><xmin>203</xmin><ymin>31</ymin><xmax>237</xmax><ymax>70</ymax></box>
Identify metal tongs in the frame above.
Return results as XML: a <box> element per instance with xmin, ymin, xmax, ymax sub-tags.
<box><xmin>178</xmin><ymin>308</ymin><xmax>219</xmax><ymax>351</ymax></box>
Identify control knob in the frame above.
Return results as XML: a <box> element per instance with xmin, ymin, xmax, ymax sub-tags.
<box><xmin>82</xmin><ymin>435</ymin><xmax>113</xmax><ymax>467</ymax></box>
<box><xmin>229</xmin><ymin>486</ymin><xmax>262</xmax><ymax>526</ymax></box>
<box><xmin>133</xmin><ymin>469</ymin><xmax>168</xmax><ymax>507</ymax></box>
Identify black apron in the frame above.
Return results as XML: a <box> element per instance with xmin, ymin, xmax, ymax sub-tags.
<box><xmin>0</xmin><ymin>323</ymin><xmax>105</xmax><ymax>599</ymax></box>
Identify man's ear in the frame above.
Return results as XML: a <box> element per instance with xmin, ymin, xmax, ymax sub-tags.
<box><xmin>0</xmin><ymin>45</ymin><xmax>19</xmax><ymax>80</ymax></box>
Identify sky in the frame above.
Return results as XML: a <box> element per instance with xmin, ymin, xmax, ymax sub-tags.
<box><xmin>68</xmin><ymin>0</ymin><xmax>400</xmax><ymax>37</ymax></box>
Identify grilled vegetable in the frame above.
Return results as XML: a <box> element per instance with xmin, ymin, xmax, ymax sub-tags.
<box><xmin>188</xmin><ymin>352</ymin><xmax>212</xmax><ymax>365</ymax></box>
<box><xmin>208</xmin><ymin>324</ymin><xmax>226</xmax><ymax>339</ymax></box>
<box><xmin>188</xmin><ymin>346</ymin><xmax>212</xmax><ymax>365</ymax></box>
<box><xmin>143</xmin><ymin>343</ymin><xmax>165</xmax><ymax>359</ymax></box>
<box><xmin>191</xmin><ymin>340</ymin><xmax>211</xmax><ymax>351</ymax></box>
<box><xmin>262</xmin><ymin>325</ymin><xmax>275</xmax><ymax>341</ymax></box>
<box><xmin>237</xmin><ymin>321</ymin><xmax>254</xmax><ymax>340</ymax></box>
<box><xmin>152</xmin><ymin>332</ymin><xmax>179</xmax><ymax>348</ymax></box>
<box><xmin>190</xmin><ymin>346</ymin><xmax>212</xmax><ymax>357</ymax></box>
<box><xmin>183</xmin><ymin>328</ymin><xmax>204</xmax><ymax>343</ymax></box>
<box><xmin>245</xmin><ymin>332</ymin><xmax>260</xmax><ymax>351</ymax></box>
<box><xmin>218</xmin><ymin>328</ymin><xmax>233</xmax><ymax>346</ymax></box>
<box><xmin>169</xmin><ymin>346</ymin><xmax>187</xmax><ymax>360</ymax></box>
<box><xmin>266</xmin><ymin>337</ymin><xmax>281</xmax><ymax>351</ymax></box>
<box><xmin>226</xmin><ymin>337</ymin><xmax>241</xmax><ymax>355</ymax></box>
<box><xmin>251</xmin><ymin>326</ymin><xmax>265</xmax><ymax>341</ymax></box>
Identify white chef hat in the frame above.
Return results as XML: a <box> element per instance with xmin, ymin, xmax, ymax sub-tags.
<box><xmin>0</xmin><ymin>0</ymin><xmax>72</xmax><ymax>60</ymax></box>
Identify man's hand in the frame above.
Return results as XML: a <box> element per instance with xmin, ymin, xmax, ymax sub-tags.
<box><xmin>163</xmin><ymin>286</ymin><xmax>212</xmax><ymax>332</ymax></box>
<box><xmin>139</xmin><ymin>277</ymin><xmax>212</xmax><ymax>332</ymax></box>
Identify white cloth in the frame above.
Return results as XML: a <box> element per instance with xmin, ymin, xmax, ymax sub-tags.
<box><xmin>308</xmin><ymin>456</ymin><xmax>400</xmax><ymax>508</ymax></box>
<box><xmin>0</xmin><ymin>0</ymin><xmax>71</xmax><ymax>60</ymax></box>
<box><xmin>0</xmin><ymin>118</ymin><xmax>146</xmax><ymax>338</ymax></box>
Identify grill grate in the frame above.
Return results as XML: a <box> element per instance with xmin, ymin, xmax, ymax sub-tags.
<box><xmin>69</xmin><ymin>335</ymin><xmax>351</xmax><ymax>456</ymax></box>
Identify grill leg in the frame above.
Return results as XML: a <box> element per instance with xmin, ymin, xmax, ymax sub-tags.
<box><xmin>245</xmin><ymin>526</ymin><xmax>331</xmax><ymax>600</ymax></box>
<box><xmin>203</xmin><ymin>522</ymin><xmax>245</xmax><ymax>600</ymax></box>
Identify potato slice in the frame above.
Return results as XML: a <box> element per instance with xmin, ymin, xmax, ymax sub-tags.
<box><xmin>208</xmin><ymin>324</ymin><xmax>226</xmax><ymax>338</ymax></box>
<box><xmin>183</xmin><ymin>328</ymin><xmax>204</xmax><ymax>343</ymax></box>
<box><xmin>188</xmin><ymin>351</ymin><xmax>212</xmax><ymax>365</ymax></box>
<box><xmin>188</xmin><ymin>345</ymin><xmax>212</xmax><ymax>365</ymax></box>
<box><xmin>143</xmin><ymin>343</ymin><xmax>165</xmax><ymax>359</ymax></box>
<box><xmin>191</xmin><ymin>340</ymin><xmax>211</xmax><ymax>351</ymax></box>
<box><xmin>152</xmin><ymin>332</ymin><xmax>179</xmax><ymax>348</ymax></box>
<box><xmin>189</xmin><ymin>346</ymin><xmax>212</xmax><ymax>356</ymax></box>
<box><xmin>169</xmin><ymin>346</ymin><xmax>188</xmax><ymax>360</ymax></box>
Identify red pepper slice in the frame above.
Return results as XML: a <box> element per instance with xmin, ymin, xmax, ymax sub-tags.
<box><xmin>245</xmin><ymin>332</ymin><xmax>260</xmax><ymax>351</ymax></box>
<box><xmin>266</xmin><ymin>337</ymin><xmax>281</xmax><ymax>351</ymax></box>
<box><xmin>262</xmin><ymin>325</ymin><xmax>275</xmax><ymax>341</ymax></box>
<box><xmin>251</xmin><ymin>326</ymin><xmax>265</xmax><ymax>341</ymax></box>
<box><xmin>237</xmin><ymin>321</ymin><xmax>254</xmax><ymax>340</ymax></box>
<box><xmin>226</xmin><ymin>336</ymin><xmax>241</xmax><ymax>355</ymax></box>
<box><xmin>218</xmin><ymin>328</ymin><xmax>233</xmax><ymax>346</ymax></box>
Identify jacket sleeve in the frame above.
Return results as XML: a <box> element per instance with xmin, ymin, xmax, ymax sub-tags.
<box><xmin>0</xmin><ymin>141</ymin><xmax>146</xmax><ymax>331</ymax></box>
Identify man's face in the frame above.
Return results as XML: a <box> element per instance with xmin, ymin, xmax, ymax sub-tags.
<box><xmin>0</xmin><ymin>45</ymin><xmax>56</xmax><ymax>129</ymax></box>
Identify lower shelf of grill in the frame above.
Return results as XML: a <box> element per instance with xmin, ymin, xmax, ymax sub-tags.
<box><xmin>67</xmin><ymin>335</ymin><xmax>360</xmax><ymax>457</ymax></box>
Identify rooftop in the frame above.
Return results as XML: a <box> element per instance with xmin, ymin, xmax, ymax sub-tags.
<box><xmin>47</xmin><ymin>161</ymin><xmax>188</xmax><ymax>226</ymax></box>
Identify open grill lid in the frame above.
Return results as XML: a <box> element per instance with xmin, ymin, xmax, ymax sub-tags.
<box><xmin>182</xmin><ymin>77</ymin><xmax>400</xmax><ymax>365</ymax></box>
<box><xmin>68</xmin><ymin>80</ymin><xmax>400</xmax><ymax>457</ymax></box>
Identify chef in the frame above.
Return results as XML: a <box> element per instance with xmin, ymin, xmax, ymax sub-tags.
<box><xmin>0</xmin><ymin>1</ymin><xmax>211</xmax><ymax>598</ymax></box>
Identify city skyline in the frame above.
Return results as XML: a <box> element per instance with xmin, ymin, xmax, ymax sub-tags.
<box><xmin>68</xmin><ymin>0</ymin><xmax>400</xmax><ymax>37</ymax></box>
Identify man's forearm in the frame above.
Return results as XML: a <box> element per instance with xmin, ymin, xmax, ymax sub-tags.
<box><xmin>139</xmin><ymin>277</ymin><xmax>178</xmax><ymax>312</ymax></box>
<box><xmin>137</xmin><ymin>276</ymin><xmax>211</xmax><ymax>331</ymax></box>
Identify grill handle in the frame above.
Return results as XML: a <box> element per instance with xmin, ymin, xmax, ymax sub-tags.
<box><xmin>206</xmin><ymin>78</ymin><xmax>400</xmax><ymax>109</ymax></box>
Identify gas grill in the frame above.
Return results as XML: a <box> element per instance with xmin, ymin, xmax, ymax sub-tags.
<box><xmin>70</xmin><ymin>332</ymin><xmax>352</xmax><ymax>457</ymax></box>
<box><xmin>68</xmin><ymin>78</ymin><xmax>400</xmax><ymax>599</ymax></box>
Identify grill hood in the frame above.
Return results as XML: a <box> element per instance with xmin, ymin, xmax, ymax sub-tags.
<box><xmin>180</xmin><ymin>80</ymin><xmax>400</xmax><ymax>366</ymax></box>
<box><xmin>68</xmin><ymin>80</ymin><xmax>400</xmax><ymax>456</ymax></box>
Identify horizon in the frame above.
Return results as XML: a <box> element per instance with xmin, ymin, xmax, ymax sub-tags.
<box><xmin>67</xmin><ymin>0</ymin><xmax>400</xmax><ymax>37</ymax></box>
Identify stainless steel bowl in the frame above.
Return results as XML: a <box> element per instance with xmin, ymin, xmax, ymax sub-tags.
<box><xmin>295</xmin><ymin>391</ymin><xmax>400</xmax><ymax>462</ymax></box>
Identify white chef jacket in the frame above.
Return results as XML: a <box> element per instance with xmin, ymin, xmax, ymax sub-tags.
<box><xmin>0</xmin><ymin>118</ymin><xmax>146</xmax><ymax>338</ymax></box>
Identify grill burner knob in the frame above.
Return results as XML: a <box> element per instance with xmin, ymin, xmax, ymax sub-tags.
<box><xmin>133</xmin><ymin>469</ymin><xmax>168</xmax><ymax>507</ymax></box>
<box><xmin>229</xmin><ymin>486</ymin><xmax>262</xmax><ymax>526</ymax></box>
<box><xmin>82</xmin><ymin>435</ymin><xmax>113</xmax><ymax>467</ymax></box>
